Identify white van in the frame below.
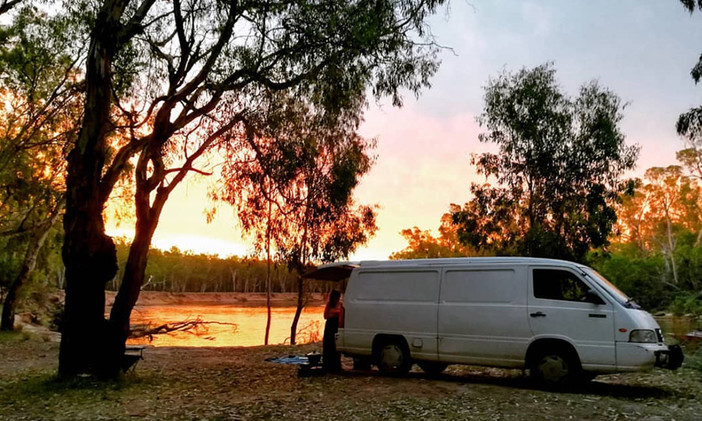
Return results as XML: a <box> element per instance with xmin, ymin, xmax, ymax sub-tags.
<box><xmin>306</xmin><ymin>257</ymin><xmax>683</xmax><ymax>386</ymax></box>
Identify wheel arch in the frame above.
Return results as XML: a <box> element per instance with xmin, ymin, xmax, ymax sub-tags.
<box><xmin>372</xmin><ymin>334</ymin><xmax>410</xmax><ymax>358</ymax></box>
<box><xmin>525</xmin><ymin>337</ymin><xmax>582</xmax><ymax>370</ymax></box>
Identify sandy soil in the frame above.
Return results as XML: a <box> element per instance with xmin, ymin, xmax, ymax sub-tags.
<box><xmin>1</xmin><ymin>332</ymin><xmax>701</xmax><ymax>421</ymax></box>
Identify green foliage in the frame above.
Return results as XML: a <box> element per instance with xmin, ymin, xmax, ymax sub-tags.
<box><xmin>604</xmin><ymin>160</ymin><xmax>702</xmax><ymax>312</ymax></box>
<box><xmin>0</xmin><ymin>230</ymin><xmax>63</xmax><ymax>324</ymax></box>
<box><xmin>588</xmin><ymin>239</ymin><xmax>702</xmax><ymax>313</ymax></box>
<box><xmin>452</xmin><ymin>63</ymin><xmax>638</xmax><ymax>263</ymax></box>
<box><xmin>588</xmin><ymin>247</ymin><xmax>670</xmax><ymax>311</ymax></box>
<box><xmin>669</xmin><ymin>292</ymin><xmax>702</xmax><ymax>317</ymax></box>
<box><xmin>677</xmin><ymin>1</ymin><xmax>702</xmax><ymax>181</ymax></box>
<box><xmin>0</xmin><ymin>6</ymin><xmax>77</xmax><ymax>328</ymax></box>
<box><xmin>0</xmin><ymin>236</ymin><xmax>22</xmax><ymax>294</ymax></box>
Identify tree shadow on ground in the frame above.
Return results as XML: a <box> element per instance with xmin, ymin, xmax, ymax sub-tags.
<box><xmin>335</xmin><ymin>367</ymin><xmax>675</xmax><ymax>400</ymax></box>
<box><xmin>0</xmin><ymin>371</ymin><xmax>148</xmax><ymax>403</ymax></box>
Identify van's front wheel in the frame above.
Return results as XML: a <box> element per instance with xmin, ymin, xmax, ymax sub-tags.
<box><xmin>376</xmin><ymin>340</ymin><xmax>411</xmax><ymax>376</ymax></box>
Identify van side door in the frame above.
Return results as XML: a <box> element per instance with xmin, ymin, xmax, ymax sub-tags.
<box><xmin>527</xmin><ymin>267</ymin><xmax>616</xmax><ymax>368</ymax></box>
<box><xmin>438</xmin><ymin>267</ymin><xmax>530</xmax><ymax>367</ymax></box>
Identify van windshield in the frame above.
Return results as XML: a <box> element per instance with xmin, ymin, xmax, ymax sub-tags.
<box><xmin>583</xmin><ymin>268</ymin><xmax>640</xmax><ymax>309</ymax></box>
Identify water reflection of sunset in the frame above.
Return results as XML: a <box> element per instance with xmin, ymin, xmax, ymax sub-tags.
<box><xmin>127</xmin><ymin>305</ymin><xmax>325</xmax><ymax>347</ymax></box>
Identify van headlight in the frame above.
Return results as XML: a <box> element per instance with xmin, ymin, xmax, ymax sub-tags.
<box><xmin>629</xmin><ymin>329</ymin><xmax>657</xmax><ymax>343</ymax></box>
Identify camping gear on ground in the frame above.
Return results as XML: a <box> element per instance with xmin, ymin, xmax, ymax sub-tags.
<box><xmin>266</xmin><ymin>352</ymin><xmax>324</xmax><ymax>377</ymax></box>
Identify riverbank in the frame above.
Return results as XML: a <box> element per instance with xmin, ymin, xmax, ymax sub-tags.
<box><xmin>105</xmin><ymin>291</ymin><xmax>327</xmax><ymax>308</ymax></box>
<box><xmin>1</xmin><ymin>332</ymin><xmax>701</xmax><ymax>420</ymax></box>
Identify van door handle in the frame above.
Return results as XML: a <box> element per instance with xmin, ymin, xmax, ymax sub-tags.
<box><xmin>530</xmin><ymin>312</ymin><xmax>546</xmax><ymax>318</ymax></box>
<box><xmin>589</xmin><ymin>314</ymin><xmax>607</xmax><ymax>318</ymax></box>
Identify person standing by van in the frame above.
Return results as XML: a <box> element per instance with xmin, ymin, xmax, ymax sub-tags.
<box><xmin>323</xmin><ymin>289</ymin><xmax>343</xmax><ymax>372</ymax></box>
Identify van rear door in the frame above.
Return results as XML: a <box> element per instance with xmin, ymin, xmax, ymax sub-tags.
<box><xmin>527</xmin><ymin>267</ymin><xmax>616</xmax><ymax>368</ymax></box>
<box><xmin>344</xmin><ymin>269</ymin><xmax>440</xmax><ymax>361</ymax></box>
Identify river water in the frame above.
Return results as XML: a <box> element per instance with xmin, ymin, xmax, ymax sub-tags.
<box><xmin>126</xmin><ymin>304</ymin><xmax>699</xmax><ymax>349</ymax></box>
<box><xmin>127</xmin><ymin>305</ymin><xmax>325</xmax><ymax>347</ymax></box>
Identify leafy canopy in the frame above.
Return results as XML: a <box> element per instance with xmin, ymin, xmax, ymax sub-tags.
<box><xmin>215</xmin><ymin>92</ymin><xmax>377</xmax><ymax>270</ymax></box>
<box><xmin>451</xmin><ymin>63</ymin><xmax>639</xmax><ymax>262</ymax></box>
<box><xmin>676</xmin><ymin>0</ymin><xmax>702</xmax><ymax>181</ymax></box>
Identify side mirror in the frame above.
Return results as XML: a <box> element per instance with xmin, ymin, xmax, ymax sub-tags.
<box><xmin>586</xmin><ymin>289</ymin><xmax>606</xmax><ymax>305</ymax></box>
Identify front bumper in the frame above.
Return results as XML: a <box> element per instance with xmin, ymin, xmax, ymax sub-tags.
<box><xmin>655</xmin><ymin>344</ymin><xmax>684</xmax><ymax>370</ymax></box>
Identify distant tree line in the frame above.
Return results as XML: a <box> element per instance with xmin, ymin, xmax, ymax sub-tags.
<box><xmin>108</xmin><ymin>240</ymin><xmax>329</xmax><ymax>295</ymax></box>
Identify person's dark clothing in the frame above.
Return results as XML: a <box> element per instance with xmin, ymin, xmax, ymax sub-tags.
<box><xmin>323</xmin><ymin>316</ymin><xmax>341</xmax><ymax>372</ymax></box>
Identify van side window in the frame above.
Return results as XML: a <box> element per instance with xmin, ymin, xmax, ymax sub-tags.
<box><xmin>533</xmin><ymin>269</ymin><xmax>589</xmax><ymax>302</ymax></box>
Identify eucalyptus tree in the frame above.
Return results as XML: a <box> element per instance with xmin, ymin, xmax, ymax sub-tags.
<box><xmin>215</xmin><ymin>92</ymin><xmax>377</xmax><ymax>345</ymax></box>
<box><xmin>614</xmin><ymin>166</ymin><xmax>702</xmax><ymax>281</ymax></box>
<box><xmin>59</xmin><ymin>0</ymin><xmax>447</xmax><ymax>377</ymax></box>
<box><xmin>677</xmin><ymin>0</ymin><xmax>702</xmax><ymax>179</ymax></box>
<box><xmin>0</xmin><ymin>7</ymin><xmax>83</xmax><ymax>330</ymax></box>
<box><xmin>390</xmin><ymin>210</ymin><xmax>475</xmax><ymax>260</ymax></box>
<box><xmin>451</xmin><ymin>64</ymin><xmax>639</xmax><ymax>263</ymax></box>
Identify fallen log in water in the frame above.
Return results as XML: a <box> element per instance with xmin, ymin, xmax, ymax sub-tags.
<box><xmin>129</xmin><ymin>316</ymin><xmax>238</xmax><ymax>341</ymax></box>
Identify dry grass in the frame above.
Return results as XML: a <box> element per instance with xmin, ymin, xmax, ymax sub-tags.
<box><xmin>1</xmin><ymin>332</ymin><xmax>701</xmax><ymax>420</ymax></box>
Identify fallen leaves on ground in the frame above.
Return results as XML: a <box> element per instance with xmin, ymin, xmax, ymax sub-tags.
<box><xmin>1</xmin><ymin>336</ymin><xmax>701</xmax><ymax>420</ymax></box>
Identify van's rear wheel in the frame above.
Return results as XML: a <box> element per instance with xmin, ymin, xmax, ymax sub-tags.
<box><xmin>376</xmin><ymin>340</ymin><xmax>411</xmax><ymax>376</ymax></box>
<box><xmin>530</xmin><ymin>350</ymin><xmax>577</xmax><ymax>388</ymax></box>
<box><xmin>418</xmin><ymin>361</ymin><xmax>448</xmax><ymax>376</ymax></box>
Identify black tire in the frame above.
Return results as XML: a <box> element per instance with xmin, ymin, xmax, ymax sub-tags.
<box><xmin>353</xmin><ymin>356</ymin><xmax>372</xmax><ymax>371</ymax></box>
<box><xmin>578</xmin><ymin>371</ymin><xmax>597</xmax><ymax>384</ymax></box>
<box><xmin>530</xmin><ymin>349</ymin><xmax>579</xmax><ymax>388</ymax></box>
<box><xmin>418</xmin><ymin>361</ymin><xmax>448</xmax><ymax>376</ymax></box>
<box><xmin>375</xmin><ymin>340</ymin><xmax>412</xmax><ymax>376</ymax></box>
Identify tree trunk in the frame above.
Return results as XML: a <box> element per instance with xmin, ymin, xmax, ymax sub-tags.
<box><xmin>290</xmin><ymin>276</ymin><xmax>304</xmax><ymax>345</ymax></box>
<box><xmin>108</xmin><ymin>224</ymin><xmax>154</xmax><ymax>351</ymax></box>
<box><xmin>108</xmin><ymin>141</ymin><xmax>178</xmax><ymax>370</ymax></box>
<box><xmin>60</xmin><ymin>123</ymin><xmax>120</xmax><ymax>377</ymax></box>
<box><xmin>60</xmin><ymin>170</ymin><xmax>119</xmax><ymax>378</ymax></box>
<box><xmin>59</xmin><ymin>0</ymin><xmax>134</xmax><ymax>379</ymax></box>
<box><xmin>264</xmin><ymin>184</ymin><xmax>272</xmax><ymax>345</ymax></box>
<box><xmin>1</xmin><ymin>208</ymin><xmax>60</xmax><ymax>331</ymax></box>
<box><xmin>665</xmin><ymin>211</ymin><xmax>679</xmax><ymax>284</ymax></box>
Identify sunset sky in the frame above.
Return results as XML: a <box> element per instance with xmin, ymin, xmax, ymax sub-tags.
<box><xmin>106</xmin><ymin>0</ymin><xmax>702</xmax><ymax>261</ymax></box>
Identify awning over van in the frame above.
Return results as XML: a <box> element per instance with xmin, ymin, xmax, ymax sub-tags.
<box><xmin>302</xmin><ymin>262</ymin><xmax>358</xmax><ymax>281</ymax></box>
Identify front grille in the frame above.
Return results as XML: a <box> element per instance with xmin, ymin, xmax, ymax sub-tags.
<box><xmin>655</xmin><ymin>328</ymin><xmax>664</xmax><ymax>343</ymax></box>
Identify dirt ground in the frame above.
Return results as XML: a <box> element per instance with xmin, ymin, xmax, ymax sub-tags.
<box><xmin>1</xmin><ymin>331</ymin><xmax>701</xmax><ymax>421</ymax></box>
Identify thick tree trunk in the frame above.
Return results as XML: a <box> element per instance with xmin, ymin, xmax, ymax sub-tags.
<box><xmin>59</xmin><ymin>0</ymin><xmax>130</xmax><ymax>378</ymax></box>
<box><xmin>60</xmin><ymin>167</ymin><xmax>119</xmax><ymax>377</ymax></box>
<box><xmin>290</xmin><ymin>276</ymin><xmax>304</xmax><ymax>345</ymax></box>
<box><xmin>1</xmin><ymin>209</ymin><xmax>60</xmax><ymax>331</ymax></box>
<box><xmin>61</xmin><ymin>140</ymin><xmax>120</xmax><ymax>377</ymax></box>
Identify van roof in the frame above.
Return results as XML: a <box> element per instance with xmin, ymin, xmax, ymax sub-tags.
<box><xmin>305</xmin><ymin>257</ymin><xmax>587</xmax><ymax>280</ymax></box>
<box><xmin>358</xmin><ymin>257</ymin><xmax>583</xmax><ymax>268</ymax></box>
